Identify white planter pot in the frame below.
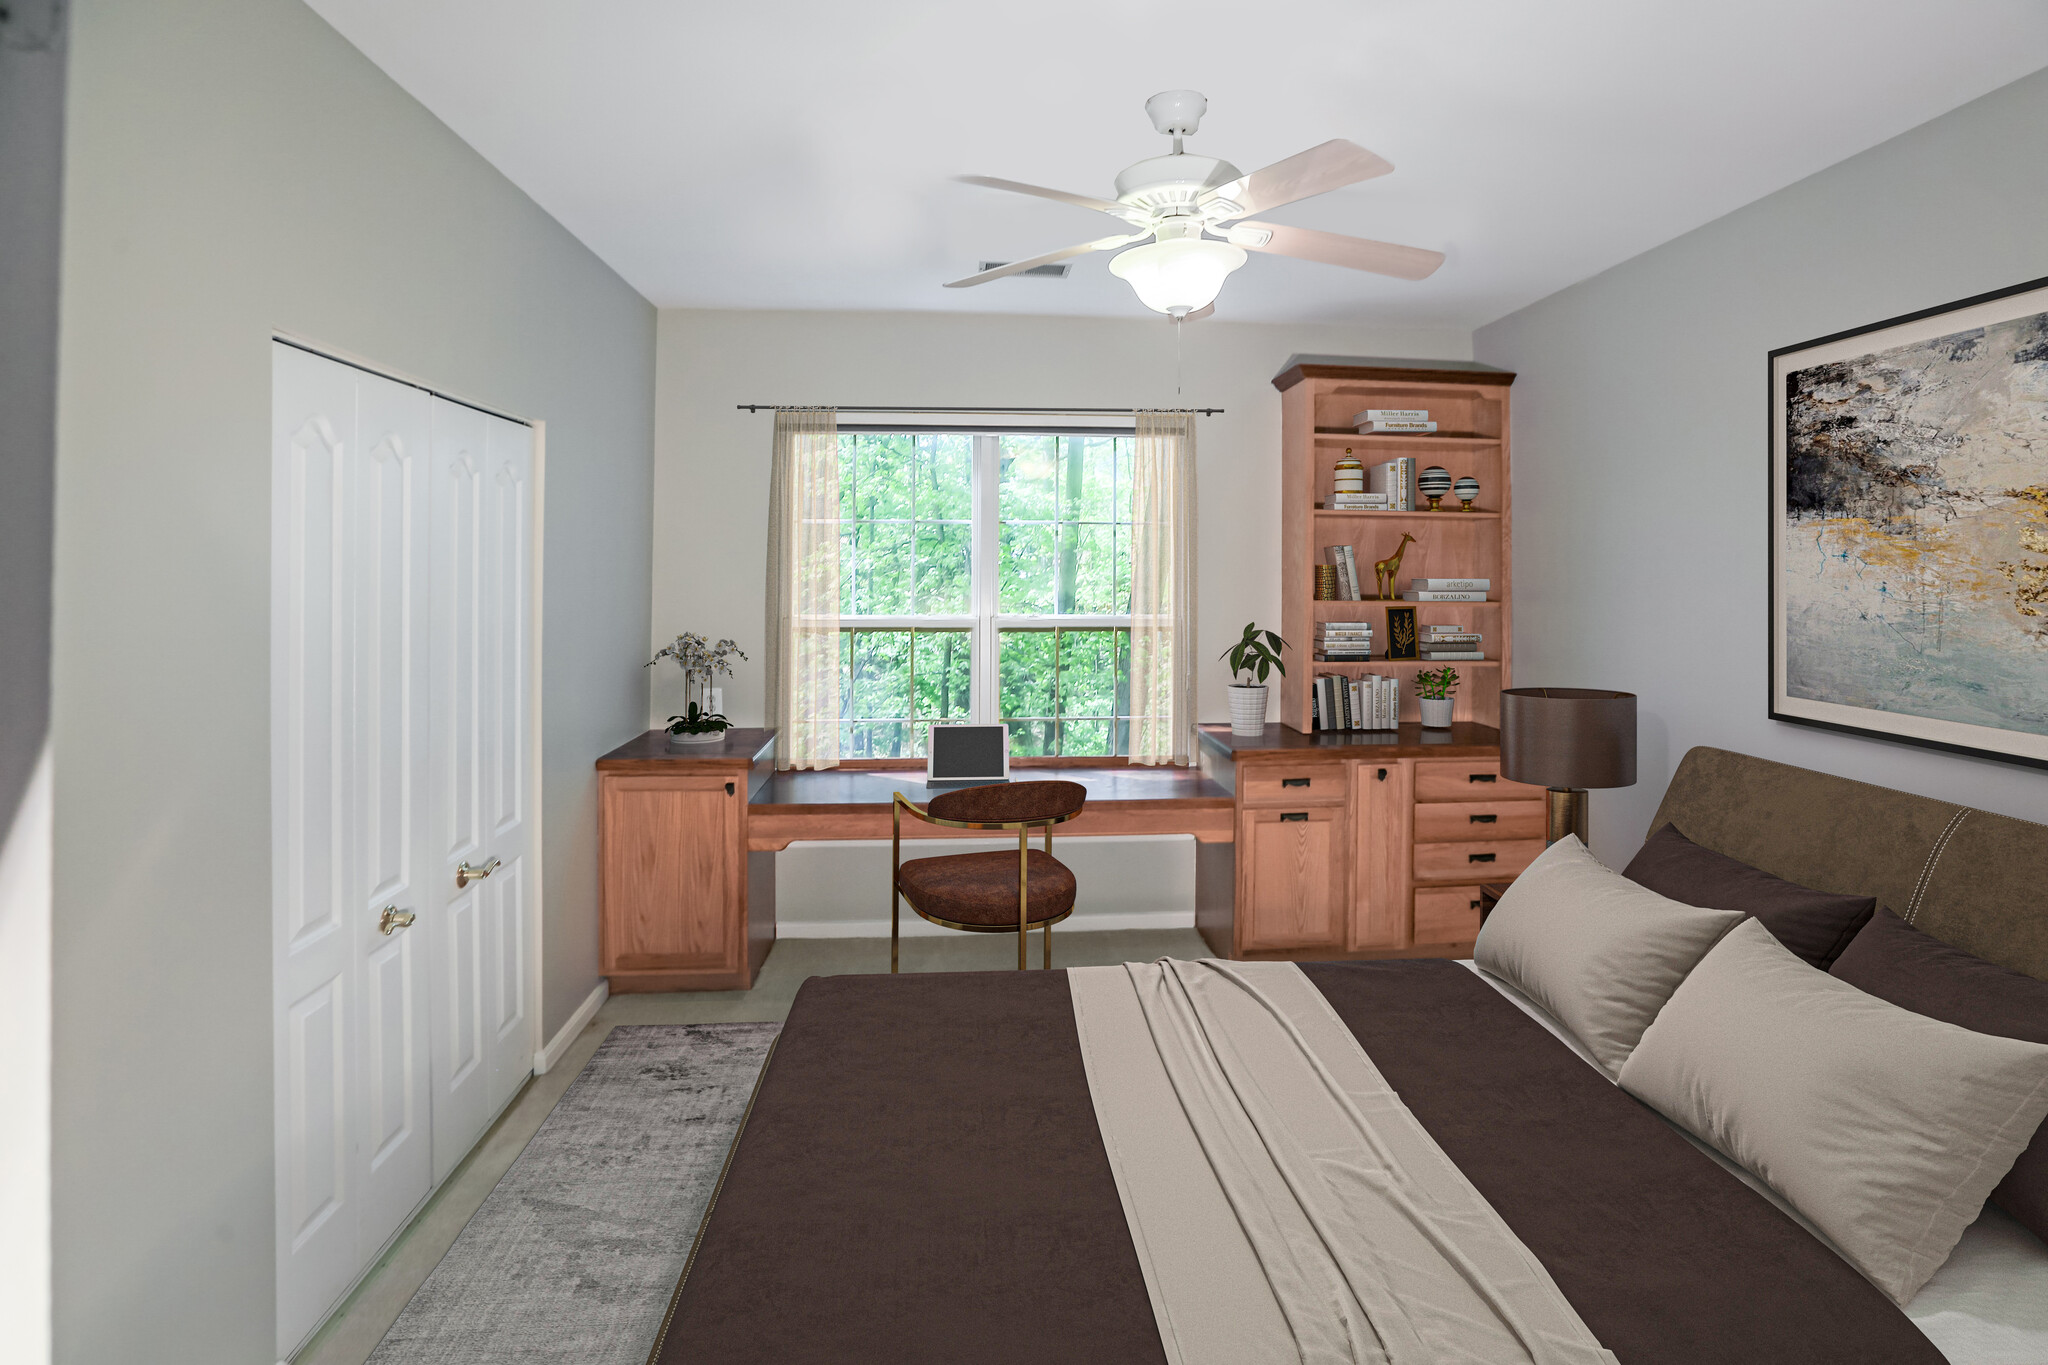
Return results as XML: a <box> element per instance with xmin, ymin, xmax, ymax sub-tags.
<box><xmin>1419</xmin><ymin>697</ymin><xmax>1455</xmax><ymax>729</ymax></box>
<box><xmin>666</xmin><ymin>729</ymin><xmax>728</xmax><ymax>748</ymax></box>
<box><xmin>1228</xmin><ymin>684</ymin><xmax>1269</xmax><ymax>735</ymax></box>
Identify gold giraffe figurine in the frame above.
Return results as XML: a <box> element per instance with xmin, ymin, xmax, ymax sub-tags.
<box><xmin>1374</xmin><ymin>532</ymin><xmax>1416</xmax><ymax>600</ymax></box>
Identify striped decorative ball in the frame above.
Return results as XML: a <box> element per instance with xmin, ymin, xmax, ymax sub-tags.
<box><xmin>1453</xmin><ymin>475</ymin><xmax>1481</xmax><ymax>510</ymax></box>
<box><xmin>1417</xmin><ymin>466</ymin><xmax>1453</xmax><ymax>508</ymax></box>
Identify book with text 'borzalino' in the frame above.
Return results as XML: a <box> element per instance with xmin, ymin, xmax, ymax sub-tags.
<box><xmin>1410</xmin><ymin>578</ymin><xmax>1490</xmax><ymax>592</ymax></box>
<box><xmin>1401</xmin><ymin>589</ymin><xmax>1488</xmax><ymax>602</ymax></box>
<box><xmin>1419</xmin><ymin>650</ymin><xmax>1485</xmax><ymax>661</ymax></box>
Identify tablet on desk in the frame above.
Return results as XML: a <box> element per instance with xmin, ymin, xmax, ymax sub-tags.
<box><xmin>926</xmin><ymin>723</ymin><xmax>1010</xmax><ymax>786</ymax></box>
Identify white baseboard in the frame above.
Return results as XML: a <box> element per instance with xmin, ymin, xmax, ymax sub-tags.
<box><xmin>533</xmin><ymin>979</ymin><xmax>608</xmax><ymax>1075</ymax></box>
<box><xmin>778</xmin><ymin>909</ymin><xmax>1196</xmax><ymax>939</ymax></box>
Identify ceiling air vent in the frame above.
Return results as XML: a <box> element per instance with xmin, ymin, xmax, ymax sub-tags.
<box><xmin>979</xmin><ymin>261</ymin><xmax>1071</xmax><ymax>279</ymax></box>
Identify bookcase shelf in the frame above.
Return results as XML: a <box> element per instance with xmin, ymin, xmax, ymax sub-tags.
<box><xmin>1277</xmin><ymin>363</ymin><xmax>1515</xmax><ymax>729</ymax></box>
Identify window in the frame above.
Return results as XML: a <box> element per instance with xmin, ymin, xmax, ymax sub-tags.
<box><xmin>837</xmin><ymin>431</ymin><xmax>1135</xmax><ymax>758</ymax></box>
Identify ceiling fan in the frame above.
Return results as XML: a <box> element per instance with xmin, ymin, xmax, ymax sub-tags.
<box><xmin>947</xmin><ymin>90</ymin><xmax>1444</xmax><ymax>320</ymax></box>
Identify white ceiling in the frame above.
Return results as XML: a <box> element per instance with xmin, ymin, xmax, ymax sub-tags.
<box><xmin>306</xmin><ymin>0</ymin><xmax>2048</xmax><ymax>329</ymax></box>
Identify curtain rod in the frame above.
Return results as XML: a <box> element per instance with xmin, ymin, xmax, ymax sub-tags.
<box><xmin>735</xmin><ymin>405</ymin><xmax>1223</xmax><ymax>415</ymax></box>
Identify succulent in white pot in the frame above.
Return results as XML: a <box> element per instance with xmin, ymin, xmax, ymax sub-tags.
<box><xmin>1415</xmin><ymin>665</ymin><xmax>1459</xmax><ymax>729</ymax></box>
<box><xmin>1221</xmin><ymin>622</ymin><xmax>1288</xmax><ymax>736</ymax></box>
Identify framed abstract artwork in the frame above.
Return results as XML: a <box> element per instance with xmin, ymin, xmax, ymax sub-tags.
<box><xmin>1770</xmin><ymin>275</ymin><xmax>2048</xmax><ymax>769</ymax></box>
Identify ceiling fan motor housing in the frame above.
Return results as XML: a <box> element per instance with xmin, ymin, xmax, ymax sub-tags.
<box><xmin>1113</xmin><ymin>154</ymin><xmax>1244</xmax><ymax>217</ymax></box>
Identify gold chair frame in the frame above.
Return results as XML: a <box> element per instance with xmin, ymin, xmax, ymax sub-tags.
<box><xmin>891</xmin><ymin>791</ymin><xmax>1078</xmax><ymax>972</ymax></box>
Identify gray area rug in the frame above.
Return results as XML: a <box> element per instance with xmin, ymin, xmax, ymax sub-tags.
<box><xmin>368</xmin><ymin>1022</ymin><xmax>779</xmax><ymax>1364</ymax></box>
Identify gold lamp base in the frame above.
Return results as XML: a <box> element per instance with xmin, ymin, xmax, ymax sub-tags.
<box><xmin>1545</xmin><ymin>788</ymin><xmax>1589</xmax><ymax>846</ymax></box>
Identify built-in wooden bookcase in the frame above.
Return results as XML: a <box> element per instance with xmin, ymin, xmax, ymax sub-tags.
<box><xmin>1273</xmin><ymin>362</ymin><xmax>1515</xmax><ymax>732</ymax></box>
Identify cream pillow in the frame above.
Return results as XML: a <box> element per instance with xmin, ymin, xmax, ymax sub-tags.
<box><xmin>1618</xmin><ymin>918</ymin><xmax>2048</xmax><ymax>1305</ymax></box>
<box><xmin>1473</xmin><ymin>835</ymin><xmax>1744</xmax><ymax>1078</ymax></box>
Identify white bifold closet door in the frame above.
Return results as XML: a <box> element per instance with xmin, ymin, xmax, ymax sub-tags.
<box><xmin>271</xmin><ymin>343</ymin><xmax>535</xmax><ymax>1358</ymax></box>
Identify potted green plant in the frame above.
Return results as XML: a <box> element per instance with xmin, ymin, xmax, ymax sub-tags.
<box><xmin>1415</xmin><ymin>666</ymin><xmax>1459</xmax><ymax>729</ymax></box>
<box><xmin>647</xmin><ymin>632</ymin><xmax>748</xmax><ymax>746</ymax></box>
<box><xmin>1221</xmin><ymin>622</ymin><xmax>1288</xmax><ymax>736</ymax></box>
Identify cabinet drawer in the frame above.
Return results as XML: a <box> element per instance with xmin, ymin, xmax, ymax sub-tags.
<box><xmin>1241</xmin><ymin>765</ymin><xmax>1348</xmax><ymax>807</ymax></box>
<box><xmin>1413</xmin><ymin>886</ymin><xmax>1486</xmax><ymax>945</ymax></box>
<box><xmin>1414</xmin><ymin>760</ymin><xmax>1546</xmax><ymax>803</ymax></box>
<box><xmin>1412</xmin><ymin>838</ymin><xmax>1544</xmax><ymax>882</ymax></box>
<box><xmin>1413</xmin><ymin>800</ymin><xmax>1545</xmax><ymax>843</ymax></box>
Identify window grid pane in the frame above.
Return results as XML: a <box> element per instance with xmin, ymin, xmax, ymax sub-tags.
<box><xmin>838</xmin><ymin>626</ymin><xmax>972</xmax><ymax>758</ymax></box>
<box><xmin>998</xmin><ymin>626</ymin><xmax>1132</xmax><ymax>757</ymax></box>
<box><xmin>997</xmin><ymin>435</ymin><xmax>1132</xmax><ymax>617</ymax></box>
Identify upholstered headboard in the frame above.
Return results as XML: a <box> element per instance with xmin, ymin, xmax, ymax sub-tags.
<box><xmin>1649</xmin><ymin>746</ymin><xmax>2048</xmax><ymax>983</ymax></box>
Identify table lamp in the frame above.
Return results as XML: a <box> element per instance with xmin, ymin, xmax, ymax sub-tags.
<box><xmin>1499</xmin><ymin>688</ymin><xmax>1637</xmax><ymax>846</ymax></box>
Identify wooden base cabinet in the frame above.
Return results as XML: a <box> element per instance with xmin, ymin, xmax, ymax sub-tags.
<box><xmin>596</xmin><ymin>730</ymin><xmax>778</xmax><ymax>993</ymax></box>
<box><xmin>1197</xmin><ymin>726</ymin><xmax>1544</xmax><ymax>963</ymax></box>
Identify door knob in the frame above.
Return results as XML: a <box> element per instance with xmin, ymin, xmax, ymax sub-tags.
<box><xmin>378</xmin><ymin>906</ymin><xmax>417</xmax><ymax>935</ymax></box>
<box><xmin>456</xmin><ymin>857</ymin><xmax>501</xmax><ymax>889</ymax></box>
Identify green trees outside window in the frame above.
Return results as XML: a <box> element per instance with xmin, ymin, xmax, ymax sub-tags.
<box><xmin>835</xmin><ymin>431</ymin><xmax>1137</xmax><ymax>759</ymax></box>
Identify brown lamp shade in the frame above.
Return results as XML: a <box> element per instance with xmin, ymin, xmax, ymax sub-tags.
<box><xmin>1500</xmin><ymin>688</ymin><xmax>1638</xmax><ymax>790</ymax></box>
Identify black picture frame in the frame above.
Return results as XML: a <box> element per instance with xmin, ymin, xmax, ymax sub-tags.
<box><xmin>1767</xmin><ymin>272</ymin><xmax>2048</xmax><ymax>772</ymax></box>
<box><xmin>1384</xmin><ymin>605</ymin><xmax>1419</xmax><ymax>661</ymax></box>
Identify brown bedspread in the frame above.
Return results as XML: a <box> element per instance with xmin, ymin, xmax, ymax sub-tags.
<box><xmin>652</xmin><ymin>961</ymin><xmax>1942</xmax><ymax>1364</ymax></box>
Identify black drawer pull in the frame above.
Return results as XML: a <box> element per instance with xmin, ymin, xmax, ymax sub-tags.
<box><xmin>1280</xmin><ymin>812</ymin><xmax>1309</xmax><ymax>822</ymax></box>
<box><xmin>726</xmin><ymin>781</ymin><xmax>735</xmax><ymax>796</ymax></box>
<box><xmin>1468</xmin><ymin>773</ymin><xmax>1497</xmax><ymax>783</ymax></box>
<box><xmin>1376</xmin><ymin>768</ymin><xmax>1388</xmax><ymax>781</ymax></box>
<box><xmin>1469</xmin><ymin>899</ymin><xmax>1482</xmax><ymax>910</ymax></box>
<box><xmin>1469</xmin><ymin>813</ymin><xmax>1497</xmax><ymax>824</ymax></box>
<box><xmin>1469</xmin><ymin>852</ymin><xmax>1496</xmax><ymax>863</ymax></box>
<box><xmin>1281</xmin><ymin>777</ymin><xmax>1311</xmax><ymax>788</ymax></box>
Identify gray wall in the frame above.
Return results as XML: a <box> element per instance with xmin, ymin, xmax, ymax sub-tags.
<box><xmin>0</xmin><ymin>0</ymin><xmax>66</xmax><ymax>1358</ymax></box>
<box><xmin>1476</xmin><ymin>68</ymin><xmax>2048</xmax><ymax>866</ymax></box>
<box><xmin>51</xmin><ymin>2</ymin><xmax>654</xmax><ymax>1360</ymax></box>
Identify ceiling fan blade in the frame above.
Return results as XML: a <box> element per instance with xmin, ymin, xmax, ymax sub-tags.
<box><xmin>955</xmin><ymin>175</ymin><xmax>1143</xmax><ymax>222</ymax></box>
<box><xmin>1226</xmin><ymin>220</ymin><xmax>1443</xmax><ymax>281</ymax></box>
<box><xmin>1201</xmin><ymin>139</ymin><xmax>1393</xmax><ymax>219</ymax></box>
<box><xmin>944</xmin><ymin>233</ymin><xmax>1148</xmax><ymax>288</ymax></box>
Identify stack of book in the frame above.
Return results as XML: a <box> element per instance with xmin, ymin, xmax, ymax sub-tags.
<box><xmin>1419</xmin><ymin>623</ymin><xmax>1485</xmax><ymax>661</ymax></box>
<box><xmin>1402</xmin><ymin>577</ymin><xmax>1489</xmax><ymax>603</ymax></box>
<box><xmin>1369</xmin><ymin>458</ymin><xmax>1417</xmax><ymax>511</ymax></box>
<box><xmin>1313</xmin><ymin>673</ymin><xmax>1400</xmax><ymax>731</ymax></box>
<box><xmin>1329</xmin><ymin>490</ymin><xmax>1390</xmax><ymax>511</ymax></box>
<box><xmin>1314</xmin><ymin>623</ymin><xmax>1373</xmax><ymax>661</ymax></box>
<box><xmin>1353</xmin><ymin>409</ymin><xmax>1437</xmax><ymax>434</ymax></box>
<box><xmin>1314</xmin><ymin>564</ymin><xmax>1339</xmax><ymax>601</ymax></box>
<box><xmin>1320</xmin><ymin>545</ymin><xmax>1364</xmax><ymax>600</ymax></box>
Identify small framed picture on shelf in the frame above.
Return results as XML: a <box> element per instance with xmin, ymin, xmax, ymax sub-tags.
<box><xmin>1384</xmin><ymin>605</ymin><xmax>1420</xmax><ymax>660</ymax></box>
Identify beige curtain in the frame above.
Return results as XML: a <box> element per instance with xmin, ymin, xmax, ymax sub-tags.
<box><xmin>1128</xmin><ymin>412</ymin><xmax>1197</xmax><ymax>765</ymax></box>
<box><xmin>764</xmin><ymin>409</ymin><xmax>841</xmax><ymax>770</ymax></box>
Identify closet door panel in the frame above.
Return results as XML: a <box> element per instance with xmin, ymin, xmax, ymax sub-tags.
<box><xmin>480</xmin><ymin>415</ymin><xmax>534</xmax><ymax>1106</ymax></box>
<box><xmin>350</xmin><ymin>371</ymin><xmax>434</xmax><ymax>1244</ymax></box>
<box><xmin>272</xmin><ymin>345</ymin><xmax>362</xmax><ymax>1350</ymax></box>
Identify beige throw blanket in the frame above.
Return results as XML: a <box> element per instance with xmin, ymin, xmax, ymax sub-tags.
<box><xmin>1068</xmin><ymin>959</ymin><xmax>1618</xmax><ymax>1365</ymax></box>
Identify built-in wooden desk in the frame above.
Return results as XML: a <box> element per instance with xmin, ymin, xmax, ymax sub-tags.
<box><xmin>596</xmin><ymin>721</ymin><xmax>1540</xmax><ymax>991</ymax></box>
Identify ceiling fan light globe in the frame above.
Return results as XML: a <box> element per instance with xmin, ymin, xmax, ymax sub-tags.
<box><xmin>1108</xmin><ymin>237</ymin><xmax>1247</xmax><ymax>316</ymax></box>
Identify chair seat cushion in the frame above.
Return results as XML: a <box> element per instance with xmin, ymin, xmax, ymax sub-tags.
<box><xmin>897</xmin><ymin>849</ymin><xmax>1077</xmax><ymax>927</ymax></box>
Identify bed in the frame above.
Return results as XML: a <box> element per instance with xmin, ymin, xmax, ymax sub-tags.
<box><xmin>649</xmin><ymin>747</ymin><xmax>2048</xmax><ymax>1364</ymax></box>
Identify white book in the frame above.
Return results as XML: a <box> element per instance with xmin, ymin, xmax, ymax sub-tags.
<box><xmin>1402</xmin><ymin>590</ymin><xmax>1488</xmax><ymax>602</ymax></box>
<box><xmin>1353</xmin><ymin>409</ymin><xmax>1429</xmax><ymax>424</ymax></box>
<box><xmin>1323</xmin><ymin>546</ymin><xmax>1360</xmax><ymax>601</ymax></box>
<box><xmin>1421</xmin><ymin>633</ymin><xmax>1483</xmax><ymax>644</ymax></box>
<box><xmin>1420</xmin><ymin>649</ymin><xmax>1485</xmax><ymax>660</ymax></box>
<box><xmin>1421</xmin><ymin>623</ymin><xmax>1464</xmax><ymax>634</ymax></box>
<box><xmin>1359</xmin><ymin>420</ymin><xmax>1438</xmax><ymax>434</ymax></box>
<box><xmin>1410</xmin><ymin>578</ymin><xmax>1490</xmax><ymax>591</ymax></box>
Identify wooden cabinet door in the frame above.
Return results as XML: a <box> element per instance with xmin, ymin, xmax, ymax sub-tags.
<box><xmin>1350</xmin><ymin>759</ymin><xmax>1413</xmax><ymax>950</ymax></box>
<box><xmin>601</xmin><ymin>774</ymin><xmax>743</xmax><ymax>973</ymax></box>
<box><xmin>1239</xmin><ymin>806</ymin><xmax>1346</xmax><ymax>950</ymax></box>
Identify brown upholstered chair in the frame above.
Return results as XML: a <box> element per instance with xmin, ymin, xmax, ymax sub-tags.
<box><xmin>891</xmin><ymin>780</ymin><xmax>1088</xmax><ymax>972</ymax></box>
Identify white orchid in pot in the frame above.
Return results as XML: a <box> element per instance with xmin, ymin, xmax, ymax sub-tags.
<box><xmin>647</xmin><ymin>632</ymin><xmax>747</xmax><ymax>746</ymax></box>
<box><xmin>1221</xmin><ymin>622</ymin><xmax>1288</xmax><ymax>736</ymax></box>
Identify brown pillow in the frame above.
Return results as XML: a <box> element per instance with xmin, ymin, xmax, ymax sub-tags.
<box><xmin>1832</xmin><ymin>907</ymin><xmax>2048</xmax><ymax>1246</ymax></box>
<box><xmin>1623</xmin><ymin>823</ymin><xmax>1874</xmax><ymax>968</ymax></box>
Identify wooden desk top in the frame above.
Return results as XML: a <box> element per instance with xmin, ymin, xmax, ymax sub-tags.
<box><xmin>1197</xmin><ymin>722</ymin><xmax>1500</xmax><ymax>762</ymax></box>
<box><xmin>596</xmin><ymin>728</ymin><xmax>777</xmax><ymax>771</ymax></box>
<box><xmin>753</xmin><ymin>764</ymin><xmax>1231</xmax><ymax>812</ymax></box>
